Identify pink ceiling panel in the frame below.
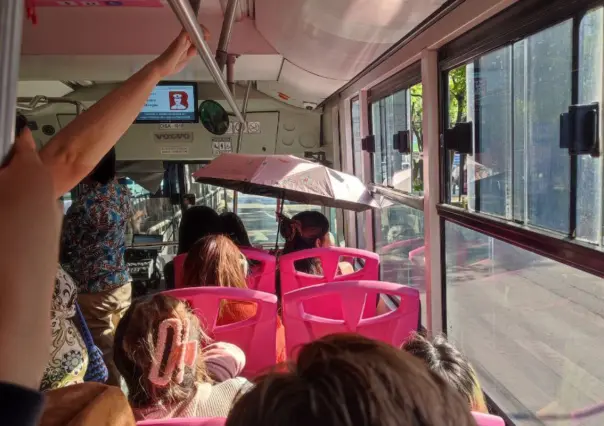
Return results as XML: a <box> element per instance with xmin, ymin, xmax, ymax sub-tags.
<box><xmin>255</xmin><ymin>0</ymin><xmax>446</xmax><ymax>80</ymax></box>
<box><xmin>21</xmin><ymin>7</ymin><xmax>277</xmax><ymax>55</ymax></box>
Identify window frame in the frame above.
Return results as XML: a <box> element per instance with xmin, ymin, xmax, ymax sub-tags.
<box><xmin>437</xmin><ymin>0</ymin><xmax>604</xmax><ymax>280</ymax></box>
<box><xmin>367</xmin><ymin>63</ymin><xmax>424</xmax><ymax>206</ymax></box>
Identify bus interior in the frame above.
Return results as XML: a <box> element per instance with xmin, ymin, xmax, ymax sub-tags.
<box><xmin>4</xmin><ymin>0</ymin><xmax>604</xmax><ymax>424</ymax></box>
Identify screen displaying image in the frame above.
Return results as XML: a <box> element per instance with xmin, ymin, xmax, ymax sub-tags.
<box><xmin>135</xmin><ymin>82</ymin><xmax>198</xmax><ymax>123</ymax></box>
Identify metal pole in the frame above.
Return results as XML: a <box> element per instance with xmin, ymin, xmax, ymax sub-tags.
<box><xmin>0</xmin><ymin>1</ymin><xmax>24</xmax><ymax>160</ymax></box>
<box><xmin>167</xmin><ymin>0</ymin><xmax>245</xmax><ymax>124</ymax></box>
<box><xmin>226</xmin><ymin>54</ymin><xmax>236</xmax><ymax>95</ymax></box>
<box><xmin>235</xmin><ymin>80</ymin><xmax>252</xmax><ymax>153</ymax></box>
<box><xmin>216</xmin><ymin>0</ymin><xmax>239</xmax><ymax>71</ymax></box>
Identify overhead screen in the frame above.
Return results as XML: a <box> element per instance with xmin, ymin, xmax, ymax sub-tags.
<box><xmin>135</xmin><ymin>82</ymin><xmax>198</xmax><ymax>123</ymax></box>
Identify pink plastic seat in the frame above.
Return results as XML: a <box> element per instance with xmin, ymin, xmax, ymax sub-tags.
<box><xmin>472</xmin><ymin>412</ymin><xmax>505</xmax><ymax>426</ymax></box>
<box><xmin>162</xmin><ymin>287</ymin><xmax>277</xmax><ymax>377</ymax></box>
<box><xmin>279</xmin><ymin>247</ymin><xmax>380</xmax><ymax>318</ymax></box>
<box><xmin>138</xmin><ymin>417</ymin><xmax>226</xmax><ymax>426</ymax></box>
<box><xmin>240</xmin><ymin>247</ymin><xmax>276</xmax><ymax>293</ymax></box>
<box><xmin>173</xmin><ymin>253</ymin><xmax>187</xmax><ymax>289</ymax></box>
<box><xmin>282</xmin><ymin>280</ymin><xmax>419</xmax><ymax>359</ymax></box>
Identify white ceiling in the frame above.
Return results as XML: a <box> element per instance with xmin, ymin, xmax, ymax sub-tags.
<box><xmin>19</xmin><ymin>0</ymin><xmax>448</xmax><ymax>107</ymax></box>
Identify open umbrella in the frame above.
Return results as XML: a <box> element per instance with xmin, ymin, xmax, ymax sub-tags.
<box><xmin>193</xmin><ymin>153</ymin><xmax>383</xmax><ymax>212</ymax></box>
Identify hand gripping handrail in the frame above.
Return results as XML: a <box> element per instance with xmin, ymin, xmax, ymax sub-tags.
<box><xmin>166</xmin><ymin>0</ymin><xmax>245</xmax><ymax>124</ymax></box>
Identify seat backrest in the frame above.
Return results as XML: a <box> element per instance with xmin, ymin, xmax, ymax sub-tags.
<box><xmin>137</xmin><ymin>417</ymin><xmax>226</xmax><ymax>426</ymax></box>
<box><xmin>282</xmin><ymin>280</ymin><xmax>419</xmax><ymax>359</ymax></box>
<box><xmin>279</xmin><ymin>247</ymin><xmax>380</xmax><ymax>318</ymax></box>
<box><xmin>240</xmin><ymin>247</ymin><xmax>276</xmax><ymax>294</ymax></box>
<box><xmin>471</xmin><ymin>412</ymin><xmax>505</xmax><ymax>426</ymax></box>
<box><xmin>173</xmin><ymin>254</ymin><xmax>187</xmax><ymax>289</ymax></box>
<box><xmin>162</xmin><ymin>287</ymin><xmax>277</xmax><ymax>377</ymax></box>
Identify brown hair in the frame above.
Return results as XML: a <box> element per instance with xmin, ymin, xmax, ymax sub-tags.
<box><xmin>183</xmin><ymin>234</ymin><xmax>248</xmax><ymax>319</ymax></box>
<box><xmin>226</xmin><ymin>333</ymin><xmax>476</xmax><ymax>426</ymax></box>
<box><xmin>113</xmin><ymin>294</ymin><xmax>211</xmax><ymax>409</ymax></box>
<box><xmin>403</xmin><ymin>333</ymin><xmax>488</xmax><ymax>413</ymax></box>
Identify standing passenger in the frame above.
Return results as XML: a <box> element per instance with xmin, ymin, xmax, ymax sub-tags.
<box><xmin>61</xmin><ymin>148</ymin><xmax>133</xmax><ymax>386</ymax></box>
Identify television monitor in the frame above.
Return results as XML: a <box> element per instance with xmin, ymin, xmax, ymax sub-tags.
<box><xmin>135</xmin><ymin>82</ymin><xmax>198</xmax><ymax>123</ymax></box>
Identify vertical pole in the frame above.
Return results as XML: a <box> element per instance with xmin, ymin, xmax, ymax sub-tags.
<box><xmin>0</xmin><ymin>0</ymin><xmax>24</xmax><ymax>160</ymax></box>
<box><xmin>235</xmin><ymin>81</ymin><xmax>251</xmax><ymax>153</ymax></box>
<box><xmin>359</xmin><ymin>89</ymin><xmax>374</xmax><ymax>252</ymax></box>
<box><xmin>226</xmin><ymin>54</ymin><xmax>236</xmax><ymax>96</ymax></box>
<box><xmin>216</xmin><ymin>0</ymin><xmax>240</xmax><ymax>72</ymax></box>
<box><xmin>421</xmin><ymin>49</ymin><xmax>444</xmax><ymax>335</ymax></box>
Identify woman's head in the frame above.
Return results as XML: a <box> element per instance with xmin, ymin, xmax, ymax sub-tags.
<box><xmin>221</xmin><ymin>212</ymin><xmax>252</xmax><ymax>247</ymax></box>
<box><xmin>402</xmin><ymin>333</ymin><xmax>487</xmax><ymax>413</ymax></box>
<box><xmin>114</xmin><ymin>294</ymin><xmax>211</xmax><ymax>408</ymax></box>
<box><xmin>88</xmin><ymin>147</ymin><xmax>116</xmax><ymax>185</ymax></box>
<box><xmin>177</xmin><ymin>206</ymin><xmax>223</xmax><ymax>254</ymax></box>
<box><xmin>226</xmin><ymin>334</ymin><xmax>475</xmax><ymax>426</ymax></box>
<box><xmin>183</xmin><ymin>234</ymin><xmax>247</xmax><ymax>290</ymax></box>
<box><xmin>279</xmin><ymin>211</ymin><xmax>330</xmax><ymax>274</ymax></box>
<box><xmin>280</xmin><ymin>211</ymin><xmax>330</xmax><ymax>252</ymax></box>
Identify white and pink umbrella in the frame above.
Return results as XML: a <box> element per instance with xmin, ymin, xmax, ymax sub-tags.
<box><xmin>193</xmin><ymin>153</ymin><xmax>383</xmax><ymax>212</ymax></box>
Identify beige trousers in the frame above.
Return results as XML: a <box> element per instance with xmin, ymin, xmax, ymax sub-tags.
<box><xmin>78</xmin><ymin>283</ymin><xmax>132</xmax><ymax>387</ymax></box>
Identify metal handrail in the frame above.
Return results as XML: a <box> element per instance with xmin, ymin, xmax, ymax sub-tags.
<box><xmin>17</xmin><ymin>96</ymin><xmax>87</xmax><ymax>115</ymax></box>
<box><xmin>0</xmin><ymin>1</ymin><xmax>23</xmax><ymax>160</ymax></box>
<box><xmin>167</xmin><ymin>0</ymin><xmax>245</xmax><ymax>124</ymax></box>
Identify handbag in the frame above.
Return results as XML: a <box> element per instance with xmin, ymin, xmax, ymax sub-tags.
<box><xmin>74</xmin><ymin>302</ymin><xmax>109</xmax><ymax>384</ymax></box>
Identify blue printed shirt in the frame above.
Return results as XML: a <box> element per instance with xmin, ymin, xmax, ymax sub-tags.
<box><xmin>61</xmin><ymin>179</ymin><xmax>133</xmax><ymax>293</ymax></box>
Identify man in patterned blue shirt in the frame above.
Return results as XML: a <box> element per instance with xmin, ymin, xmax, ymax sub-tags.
<box><xmin>61</xmin><ymin>147</ymin><xmax>133</xmax><ymax>386</ymax></box>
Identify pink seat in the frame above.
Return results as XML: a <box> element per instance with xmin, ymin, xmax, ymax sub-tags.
<box><xmin>162</xmin><ymin>287</ymin><xmax>277</xmax><ymax>377</ymax></box>
<box><xmin>282</xmin><ymin>280</ymin><xmax>419</xmax><ymax>359</ymax></box>
<box><xmin>138</xmin><ymin>418</ymin><xmax>226</xmax><ymax>426</ymax></box>
<box><xmin>240</xmin><ymin>247</ymin><xmax>276</xmax><ymax>293</ymax></box>
<box><xmin>472</xmin><ymin>412</ymin><xmax>505</xmax><ymax>426</ymax></box>
<box><xmin>279</xmin><ymin>247</ymin><xmax>380</xmax><ymax>318</ymax></box>
<box><xmin>173</xmin><ymin>254</ymin><xmax>187</xmax><ymax>289</ymax></box>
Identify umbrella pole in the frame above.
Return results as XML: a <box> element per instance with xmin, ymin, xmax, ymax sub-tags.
<box><xmin>274</xmin><ymin>197</ymin><xmax>284</xmax><ymax>251</ymax></box>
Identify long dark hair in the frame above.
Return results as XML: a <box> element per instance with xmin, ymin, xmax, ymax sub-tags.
<box><xmin>220</xmin><ymin>212</ymin><xmax>252</xmax><ymax>247</ymax></box>
<box><xmin>89</xmin><ymin>148</ymin><xmax>116</xmax><ymax>185</ymax></box>
<box><xmin>279</xmin><ymin>210</ymin><xmax>329</xmax><ymax>274</ymax></box>
<box><xmin>177</xmin><ymin>206</ymin><xmax>223</xmax><ymax>255</ymax></box>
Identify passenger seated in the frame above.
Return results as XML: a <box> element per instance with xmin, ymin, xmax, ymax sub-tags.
<box><xmin>183</xmin><ymin>234</ymin><xmax>286</xmax><ymax>362</ymax></box>
<box><xmin>279</xmin><ymin>211</ymin><xmax>353</xmax><ymax>275</ymax></box>
<box><xmin>221</xmin><ymin>212</ymin><xmax>252</xmax><ymax>248</ymax></box>
<box><xmin>402</xmin><ymin>332</ymin><xmax>488</xmax><ymax>413</ymax></box>
<box><xmin>278</xmin><ymin>211</ymin><xmax>392</xmax><ymax>315</ymax></box>
<box><xmin>41</xmin><ymin>266</ymin><xmax>89</xmax><ymax>391</ymax></box>
<box><xmin>226</xmin><ymin>333</ymin><xmax>476</xmax><ymax>426</ymax></box>
<box><xmin>114</xmin><ymin>294</ymin><xmax>251</xmax><ymax>421</ymax></box>
<box><xmin>163</xmin><ymin>206</ymin><xmax>223</xmax><ymax>289</ymax></box>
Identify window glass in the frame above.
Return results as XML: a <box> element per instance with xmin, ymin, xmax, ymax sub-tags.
<box><xmin>445</xmin><ymin>17</ymin><xmax>604</xmax><ymax>242</ymax></box>
<box><xmin>60</xmin><ymin>192</ymin><xmax>72</xmax><ymax>215</ymax></box>
<box><xmin>236</xmin><ymin>193</ymin><xmax>324</xmax><ymax>249</ymax></box>
<box><xmin>351</xmin><ymin>99</ymin><xmax>367</xmax><ymax>249</ymax></box>
<box><xmin>577</xmin><ymin>8</ymin><xmax>603</xmax><ymax>243</ymax></box>
<box><xmin>374</xmin><ymin>204</ymin><xmax>426</xmax><ymax>325</ymax></box>
<box><xmin>372</xmin><ymin>85</ymin><xmax>423</xmax><ymax>193</ymax></box>
<box><xmin>445</xmin><ymin>221</ymin><xmax>604</xmax><ymax>424</ymax></box>
<box><xmin>410</xmin><ymin>83</ymin><xmax>424</xmax><ymax>194</ymax></box>
<box><xmin>372</xmin><ymin>101</ymin><xmax>385</xmax><ymax>185</ymax></box>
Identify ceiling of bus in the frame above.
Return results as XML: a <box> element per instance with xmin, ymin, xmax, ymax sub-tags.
<box><xmin>19</xmin><ymin>0</ymin><xmax>447</xmax><ymax>108</ymax></box>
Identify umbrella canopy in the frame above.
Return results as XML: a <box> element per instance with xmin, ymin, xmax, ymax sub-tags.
<box><xmin>193</xmin><ymin>153</ymin><xmax>382</xmax><ymax>212</ymax></box>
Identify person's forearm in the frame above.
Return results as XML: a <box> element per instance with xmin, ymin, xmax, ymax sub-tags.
<box><xmin>40</xmin><ymin>63</ymin><xmax>162</xmax><ymax>197</ymax></box>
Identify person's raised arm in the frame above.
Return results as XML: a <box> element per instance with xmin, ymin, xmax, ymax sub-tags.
<box><xmin>40</xmin><ymin>31</ymin><xmax>204</xmax><ymax>198</ymax></box>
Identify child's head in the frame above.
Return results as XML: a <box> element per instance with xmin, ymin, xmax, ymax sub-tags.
<box><xmin>226</xmin><ymin>333</ymin><xmax>475</xmax><ymax>426</ymax></box>
<box><xmin>114</xmin><ymin>294</ymin><xmax>211</xmax><ymax>408</ymax></box>
<box><xmin>402</xmin><ymin>333</ymin><xmax>488</xmax><ymax>413</ymax></box>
